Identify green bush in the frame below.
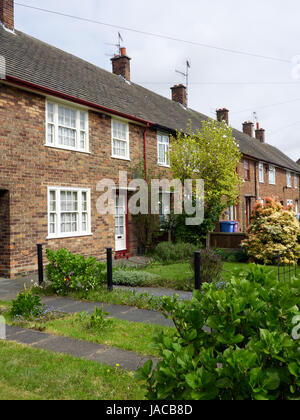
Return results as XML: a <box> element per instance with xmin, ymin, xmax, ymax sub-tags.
<box><xmin>137</xmin><ymin>264</ymin><xmax>300</xmax><ymax>400</ymax></box>
<box><xmin>214</xmin><ymin>248</ymin><xmax>248</xmax><ymax>263</ymax></box>
<box><xmin>46</xmin><ymin>249</ymin><xmax>106</xmax><ymax>296</ymax></box>
<box><xmin>153</xmin><ymin>242</ymin><xmax>201</xmax><ymax>264</ymax></box>
<box><xmin>113</xmin><ymin>270</ymin><xmax>160</xmax><ymax>287</ymax></box>
<box><xmin>10</xmin><ymin>287</ymin><xmax>44</xmax><ymax>320</ymax></box>
<box><xmin>190</xmin><ymin>248</ymin><xmax>223</xmax><ymax>284</ymax></box>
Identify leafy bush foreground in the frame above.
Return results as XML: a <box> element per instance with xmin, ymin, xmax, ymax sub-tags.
<box><xmin>137</xmin><ymin>264</ymin><xmax>300</xmax><ymax>400</ymax></box>
<box><xmin>46</xmin><ymin>249</ymin><xmax>106</xmax><ymax>295</ymax></box>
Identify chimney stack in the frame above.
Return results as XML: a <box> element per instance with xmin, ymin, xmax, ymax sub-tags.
<box><xmin>255</xmin><ymin>123</ymin><xmax>265</xmax><ymax>143</ymax></box>
<box><xmin>171</xmin><ymin>84</ymin><xmax>187</xmax><ymax>107</ymax></box>
<box><xmin>111</xmin><ymin>48</ymin><xmax>131</xmax><ymax>81</ymax></box>
<box><xmin>243</xmin><ymin>121</ymin><xmax>254</xmax><ymax>137</ymax></box>
<box><xmin>0</xmin><ymin>0</ymin><xmax>14</xmax><ymax>31</ymax></box>
<box><xmin>216</xmin><ymin>108</ymin><xmax>229</xmax><ymax>125</ymax></box>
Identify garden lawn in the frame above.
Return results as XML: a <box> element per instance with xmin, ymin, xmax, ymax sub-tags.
<box><xmin>144</xmin><ymin>261</ymin><xmax>300</xmax><ymax>289</ymax></box>
<box><xmin>0</xmin><ymin>341</ymin><xmax>145</xmax><ymax>400</ymax></box>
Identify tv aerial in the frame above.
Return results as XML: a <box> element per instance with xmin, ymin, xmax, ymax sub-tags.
<box><xmin>175</xmin><ymin>60</ymin><xmax>191</xmax><ymax>107</ymax></box>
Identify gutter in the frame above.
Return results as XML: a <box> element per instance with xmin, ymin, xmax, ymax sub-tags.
<box><xmin>5</xmin><ymin>75</ymin><xmax>153</xmax><ymax>126</ymax></box>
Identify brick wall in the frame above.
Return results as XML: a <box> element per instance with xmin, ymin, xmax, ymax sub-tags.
<box><xmin>0</xmin><ymin>83</ymin><xmax>162</xmax><ymax>277</ymax></box>
<box><xmin>220</xmin><ymin>157</ymin><xmax>300</xmax><ymax>233</ymax></box>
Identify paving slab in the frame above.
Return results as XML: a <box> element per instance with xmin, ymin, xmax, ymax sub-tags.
<box><xmin>40</xmin><ymin>297</ymin><xmax>174</xmax><ymax>327</ymax></box>
<box><xmin>3</xmin><ymin>326</ymin><xmax>159</xmax><ymax>371</ymax></box>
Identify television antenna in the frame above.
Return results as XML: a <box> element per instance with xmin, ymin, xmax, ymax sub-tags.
<box><xmin>105</xmin><ymin>32</ymin><xmax>124</xmax><ymax>56</ymax></box>
<box><xmin>175</xmin><ymin>60</ymin><xmax>191</xmax><ymax>107</ymax></box>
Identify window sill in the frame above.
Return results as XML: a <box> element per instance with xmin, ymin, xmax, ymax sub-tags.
<box><xmin>45</xmin><ymin>144</ymin><xmax>91</xmax><ymax>154</ymax></box>
<box><xmin>111</xmin><ymin>155</ymin><xmax>131</xmax><ymax>162</ymax></box>
<box><xmin>46</xmin><ymin>233</ymin><xmax>93</xmax><ymax>240</ymax></box>
<box><xmin>158</xmin><ymin>163</ymin><xmax>171</xmax><ymax>168</ymax></box>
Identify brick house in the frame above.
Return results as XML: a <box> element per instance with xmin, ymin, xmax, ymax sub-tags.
<box><xmin>1</xmin><ymin>0</ymin><xmax>300</xmax><ymax>278</ymax></box>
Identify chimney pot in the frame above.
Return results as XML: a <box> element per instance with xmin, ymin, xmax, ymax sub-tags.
<box><xmin>243</xmin><ymin>121</ymin><xmax>254</xmax><ymax>137</ymax></box>
<box><xmin>216</xmin><ymin>108</ymin><xmax>229</xmax><ymax>125</ymax></box>
<box><xmin>255</xmin><ymin>126</ymin><xmax>265</xmax><ymax>143</ymax></box>
<box><xmin>171</xmin><ymin>84</ymin><xmax>187</xmax><ymax>107</ymax></box>
<box><xmin>0</xmin><ymin>0</ymin><xmax>14</xmax><ymax>31</ymax></box>
<box><xmin>111</xmin><ymin>48</ymin><xmax>131</xmax><ymax>81</ymax></box>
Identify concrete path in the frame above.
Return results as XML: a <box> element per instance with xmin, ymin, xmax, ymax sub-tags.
<box><xmin>40</xmin><ymin>296</ymin><xmax>173</xmax><ymax>327</ymax></box>
<box><xmin>4</xmin><ymin>325</ymin><xmax>158</xmax><ymax>371</ymax></box>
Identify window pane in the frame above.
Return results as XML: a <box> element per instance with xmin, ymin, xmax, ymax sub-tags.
<box><xmin>113</xmin><ymin>139</ymin><xmax>126</xmax><ymax>157</ymax></box>
<box><xmin>47</xmin><ymin>124</ymin><xmax>54</xmax><ymax>144</ymax></box>
<box><xmin>47</xmin><ymin>103</ymin><xmax>54</xmax><ymax>123</ymax></box>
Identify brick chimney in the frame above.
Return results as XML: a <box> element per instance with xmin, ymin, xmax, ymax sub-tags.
<box><xmin>243</xmin><ymin>121</ymin><xmax>254</xmax><ymax>137</ymax></box>
<box><xmin>111</xmin><ymin>48</ymin><xmax>131</xmax><ymax>81</ymax></box>
<box><xmin>255</xmin><ymin>123</ymin><xmax>265</xmax><ymax>143</ymax></box>
<box><xmin>171</xmin><ymin>84</ymin><xmax>187</xmax><ymax>107</ymax></box>
<box><xmin>0</xmin><ymin>0</ymin><xmax>14</xmax><ymax>31</ymax></box>
<box><xmin>216</xmin><ymin>108</ymin><xmax>229</xmax><ymax>125</ymax></box>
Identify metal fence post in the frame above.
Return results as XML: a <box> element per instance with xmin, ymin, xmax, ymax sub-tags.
<box><xmin>194</xmin><ymin>251</ymin><xmax>201</xmax><ymax>290</ymax></box>
<box><xmin>106</xmin><ymin>247</ymin><xmax>113</xmax><ymax>292</ymax></box>
<box><xmin>37</xmin><ymin>244</ymin><xmax>44</xmax><ymax>285</ymax></box>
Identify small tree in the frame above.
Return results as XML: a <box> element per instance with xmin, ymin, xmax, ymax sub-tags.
<box><xmin>242</xmin><ymin>198</ymin><xmax>300</xmax><ymax>265</ymax></box>
<box><xmin>170</xmin><ymin>120</ymin><xmax>242</xmax><ymax>241</ymax></box>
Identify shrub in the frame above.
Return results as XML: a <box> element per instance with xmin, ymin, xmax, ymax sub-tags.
<box><xmin>190</xmin><ymin>248</ymin><xmax>223</xmax><ymax>284</ymax></box>
<box><xmin>10</xmin><ymin>287</ymin><xmax>44</xmax><ymax>319</ymax></box>
<box><xmin>46</xmin><ymin>249</ymin><xmax>106</xmax><ymax>295</ymax></box>
<box><xmin>214</xmin><ymin>248</ymin><xmax>248</xmax><ymax>263</ymax></box>
<box><xmin>242</xmin><ymin>198</ymin><xmax>300</xmax><ymax>265</ymax></box>
<box><xmin>113</xmin><ymin>270</ymin><xmax>160</xmax><ymax>287</ymax></box>
<box><xmin>137</xmin><ymin>264</ymin><xmax>300</xmax><ymax>400</ymax></box>
<box><xmin>153</xmin><ymin>242</ymin><xmax>201</xmax><ymax>264</ymax></box>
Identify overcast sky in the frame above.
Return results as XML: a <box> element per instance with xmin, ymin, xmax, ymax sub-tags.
<box><xmin>14</xmin><ymin>0</ymin><xmax>300</xmax><ymax>160</ymax></box>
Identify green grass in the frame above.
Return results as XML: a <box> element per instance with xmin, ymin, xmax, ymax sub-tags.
<box><xmin>0</xmin><ymin>341</ymin><xmax>145</xmax><ymax>400</ymax></box>
<box><xmin>144</xmin><ymin>261</ymin><xmax>300</xmax><ymax>289</ymax></box>
<box><xmin>1</xmin><ymin>300</ymin><xmax>172</xmax><ymax>357</ymax></box>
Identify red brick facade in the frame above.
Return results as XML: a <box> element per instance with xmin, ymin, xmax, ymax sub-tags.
<box><xmin>0</xmin><ymin>83</ymin><xmax>163</xmax><ymax>277</ymax></box>
<box><xmin>1</xmin><ymin>81</ymin><xmax>300</xmax><ymax>276</ymax></box>
<box><xmin>220</xmin><ymin>158</ymin><xmax>300</xmax><ymax>233</ymax></box>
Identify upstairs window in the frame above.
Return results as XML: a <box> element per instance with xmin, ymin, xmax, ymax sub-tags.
<box><xmin>287</xmin><ymin>171</ymin><xmax>292</xmax><ymax>188</ymax></box>
<box><xmin>269</xmin><ymin>165</ymin><xmax>276</xmax><ymax>185</ymax></box>
<box><xmin>259</xmin><ymin>163</ymin><xmax>264</xmax><ymax>183</ymax></box>
<box><xmin>244</xmin><ymin>159</ymin><xmax>250</xmax><ymax>180</ymax></box>
<box><xmin>46</xmin><ymin>101</ymin><xmax>89</xmax><ymax>152</ymax></box>
<box><xmin>157</xmin><ymin>133</ymin><xmax>170</xmax><ymax>166</ymax></box>
<box><xmin>111</xmin><ymin>119</ymin><xmax>130</xmax><ymax>160</ymax></box>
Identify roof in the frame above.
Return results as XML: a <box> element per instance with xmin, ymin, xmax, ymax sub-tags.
<box><xmin>1</xmin><ymin>26</ymin><xmax>300</xmax><ymax>173</ymax></box>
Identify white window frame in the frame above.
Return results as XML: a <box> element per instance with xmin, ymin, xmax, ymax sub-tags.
<box><xmin>45</xmin><ymin>101</ymin><xmax>89</xmax><ymax>153</ymax></box>
<box><xmin>157</xmin><ymin>132</ymin><xmax>170</xmax><ymax>167</ymax></box>
<box><xmin>286</xmin><ymin>170</ymin><xmax>292</xmax><ymax>188</ymax></box>
<box><xmin>111</xmin><ymin>119</ymin><xmax>130</xmax><ymax>160</ymax></box>
<box><xmin>258</xmin><ymin>163</ymin><xmax>264</xmax><ymax>183</ymax></box>
<box><xmin>47</xmin><ymin>187</ymin><xmax>92</xmax><ymax>239</ymax></box>
<box><xmin>269</xmin><ymin>165</ymin><xmax>276</xmax><ymax>185</ymax></box>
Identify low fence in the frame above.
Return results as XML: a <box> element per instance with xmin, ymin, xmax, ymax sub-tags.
<box><xmin>209</xmin><ymin>232</ymin><xmax>247</xmax><ymax>249</ymax></box>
